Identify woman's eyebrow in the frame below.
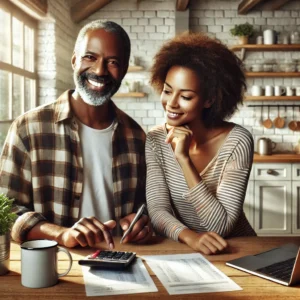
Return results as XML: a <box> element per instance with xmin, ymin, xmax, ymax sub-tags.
<box><xmin>165</xmin><ymin>82</ymin><xmax>196</xmax><ymax>93</ymax></box>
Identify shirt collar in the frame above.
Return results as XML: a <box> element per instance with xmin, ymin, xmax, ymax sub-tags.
<box><xmin>54</xmin><ymin>90</ymin><xmax>125</xmax><ymax>125</ymax></box>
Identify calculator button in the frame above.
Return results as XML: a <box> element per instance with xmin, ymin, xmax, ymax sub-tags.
<box><xmin>104</xmin><ymin>251</ymin><xmax>114</xmax><ymax>259</ymax></box>
<box><xmin>112</xmin><ymin>252</ymin><xmax>124</xmax><ymax>260</ymax></box>
<box><xmin>98</xmin><ymin>251</ymin><xmax>107</xmax><ymax>259</ymax></box>
<box><xmin>121</xmin><ymin>252</ymin><xmax>133</xmax><ymax>260</ymax></box>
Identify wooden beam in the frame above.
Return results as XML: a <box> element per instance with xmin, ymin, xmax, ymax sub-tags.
<box><xmin>258</xmin><ymin>0</ymin><xmax>291</xmax><ymax>11</ymax></box>
<box><xmin>70</xmin><ymin>0</ymin><xmax>112</xmax><ymax>23</ymax></box>
<box><xmin>9</xmin><ymin>0</ymin><xmax>48</xmax><ymax>19</ymax></box>
<box><xmin>176</xmin><ymin>0</ymin><xmax>190</xmax><ymax>11</ymax></box>
<box><xmin>238</xmin><ymin>0</ymin><xmax>265</xmax><ymax>15</ymax></box>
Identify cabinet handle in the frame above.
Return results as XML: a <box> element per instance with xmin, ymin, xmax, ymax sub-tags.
<box><xmin>267</xmin><ymin>169</ymin><xmax>273</xmax><ymax>175</ymax></box>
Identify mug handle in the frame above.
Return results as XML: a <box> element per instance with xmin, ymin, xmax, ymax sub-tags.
<box><xmin>271</xmin><ymin>142</ymin><xmax>276</xmax><ymax>150</ymax></box>
<box><xmin>57</xmin><ymin>246</ymin><xmax>73</xmax><ymax>277</ymax></box>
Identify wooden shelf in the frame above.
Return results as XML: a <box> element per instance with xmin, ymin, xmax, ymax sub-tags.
<box><xmin>245</xmin><ymin>96</ymin><xmax>300</xmax><ymax>101</ymax></box>
<box><xmin>230</xmin><ymin>44</ymin><xmax>300</xmax><ymax>60</ymax></box>
<box><xmin>246</xmin><ymin>72</ymin><xmax>300</xmax><ymax>77</ymax></box>
<box><xmin>113</xmin><ymin>92</ymin><xmax>146</xmax><ymax>98</ymax></box>
<box><xmin>231</xmin><ymin>44</ymin><xmax>300</xmax><ymax>52</ymax></box>
<box><xmin>128</xmin><ymin>65</ymin><xmax>144</xmax><ymax>72</ymax></box>
<box><xmin>254</xmin><ymin>153</ymin><xmax>300</xmax><ymax>163</ymax></box>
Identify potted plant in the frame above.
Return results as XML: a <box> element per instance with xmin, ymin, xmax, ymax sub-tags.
<box><xmin>0</xmin><ymin>194</ymin><xmax>17</xmax><ymax>275</ymax></box>
<box><xmin>230</xmin><ymin>22</ymin><xmax>254</xmax><ymax>45</ymax></box>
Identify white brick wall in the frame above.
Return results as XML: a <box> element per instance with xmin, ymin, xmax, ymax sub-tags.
<box><xmin>35</xmin><ymin>0</ymin><xmax>300</xmax><ymax>151</ymax></box>
<box><xmin>38</xmin><ymin>0</ymin><xmax>79</xmax><ymax>104</ymax></box>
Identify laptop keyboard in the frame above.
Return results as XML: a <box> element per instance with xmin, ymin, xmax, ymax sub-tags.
<box><xmin>257</xmin><ymin>257</ymin><xmax>296</xmax><ymax>282</ymax></box>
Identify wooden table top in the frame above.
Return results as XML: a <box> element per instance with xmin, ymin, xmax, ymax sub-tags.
<box><xmin>1</xmin><ymin>236</ymin><xmax>300</xmax><ymax>299</ymax></box>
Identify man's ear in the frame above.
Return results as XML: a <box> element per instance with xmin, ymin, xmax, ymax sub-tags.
<box><xmin>71</xmin><ymin>52</ymin><xmax>77</xmax><ymax>70</ymax></box>
<box><xmin>121</xmin><ymin>63</ymin><xmax>129</xmax><ymax>79</ymax></box>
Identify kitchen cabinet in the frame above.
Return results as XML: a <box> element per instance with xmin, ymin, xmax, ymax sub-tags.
<box><xmin>245</xmin><ymin>162</ymin><xmax>300</xmax><ymax>236</ymax></box>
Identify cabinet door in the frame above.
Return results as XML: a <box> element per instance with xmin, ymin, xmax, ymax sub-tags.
<box><xmin>292</xmin><ymin>182</ymin><xmax>300</xmax><ymax>234</ymax></box>
<box><xmin>254</xmin><ymin>181</ymin><xmax>291</xmax><ymax>235</ymax></box>
<box><xmin>244</xmin><ymin>180</ymin><xmax>254</xmax><ymax>227</ymax></box>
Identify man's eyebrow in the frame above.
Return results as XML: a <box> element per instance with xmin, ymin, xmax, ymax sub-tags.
<box><xmin>164</xmin><ymin>81</ymin><xmax>196</xmax><ymax>93</ymax></box>
<box><xmin>82</xmin><ymin>51</ymin><xmax>120</xmax><ymax>60</ymax></box>
<box><xmin>82</xmin><ymin>51</ymin><xmax>97</xmax><ymax>56</ymax></box>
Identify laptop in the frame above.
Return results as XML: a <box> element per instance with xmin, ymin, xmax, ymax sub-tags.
<box><xmin>226</xmin><ymin>243</ymin><xmax>300</xmax><ymax>286</ymax></box>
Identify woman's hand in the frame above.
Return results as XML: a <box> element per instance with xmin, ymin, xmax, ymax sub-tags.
<box><xmin>179</xmin><ymin>229</ymin><xmax>228</xmax><ymax>255</ymax></box>
<box><xmin>165</xmin><ymin>124</ymin><xmax>193</xmax><ymax>161</ymax></box>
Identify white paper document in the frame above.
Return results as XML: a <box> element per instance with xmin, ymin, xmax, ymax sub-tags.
<box><xmin>143</xmin><ymin>253</ymin><xmax>241</xmax><ymax>295</ymax></box>
<box><xmin>81</xmin><ymin>258</ymin><xmax>158</xmax><ymax>296</ymax></box>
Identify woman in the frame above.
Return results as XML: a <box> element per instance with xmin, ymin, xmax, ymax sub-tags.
<box><xmin>146</xmin><ymin>32</ymin><xmax>256</xmax><ymax>255</ymax></box>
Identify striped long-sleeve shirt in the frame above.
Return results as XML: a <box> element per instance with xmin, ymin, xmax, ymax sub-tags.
<box><xmin>146</xmin><ymin>123</ymin><xmax>256</xmax><ymax>241</ymax></box>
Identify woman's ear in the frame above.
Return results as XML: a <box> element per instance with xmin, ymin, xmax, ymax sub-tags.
<box><xmin>204</xmin><ymin>98</ymin><xmax>214</xmax><ymax>108</ymax></box>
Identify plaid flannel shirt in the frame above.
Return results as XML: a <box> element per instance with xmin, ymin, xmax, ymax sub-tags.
<box><xmin>0</xmin><ymin>90</ymin><xmax>146</xmax><ymax>242</ymax></box>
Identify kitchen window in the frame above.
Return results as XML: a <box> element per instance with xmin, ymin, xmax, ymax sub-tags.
<box><xmin>0</xmin><ymin>2</ymin><xmax>37</xmax><ymax>149</ymax></box>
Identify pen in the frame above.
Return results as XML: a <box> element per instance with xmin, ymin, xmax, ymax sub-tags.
<box><xmin>120</xmin><ymin>204</ymin><xmax>146</xmax><ymax>244</ymax></box>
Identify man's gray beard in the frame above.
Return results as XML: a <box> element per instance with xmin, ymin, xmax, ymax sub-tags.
<box><xmin>74</xmin><ymin>72</ymin><xmax>120</xmax><ymax>106</ymax></box>
<box><xmin>76</xmin><ymin>84</ymin><xmax>113</xmax><ymax>106</ymax></box>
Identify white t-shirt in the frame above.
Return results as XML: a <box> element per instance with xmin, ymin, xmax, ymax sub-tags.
<box><xmin>78</xmin><ymin>119</ymin><xmax>115</xmax><ymax>222</ymax></box>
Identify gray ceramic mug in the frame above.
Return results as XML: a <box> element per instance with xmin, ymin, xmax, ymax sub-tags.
<box><xmin>21</xmin><ymin>240</ymin><xmax>72</xmax><ymax>288</ymax></box>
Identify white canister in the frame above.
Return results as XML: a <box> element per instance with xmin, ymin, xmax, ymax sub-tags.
<box><xmin>296</xmin><ymin>87</ymin><xmax>300</xmax><ymax>96</ymax></box>
<box><xmin>263</xmin><ymin>29</ymin><xmax>275</xmax><ymax>45</ymax></box>
<box><xmin>251</xmin><ymin>85</ymin><xmax>263</xmax><ymax>96</ymax></box>
<box><xmin>265</xmin><ymin>85</ymin><xmax>274</xmax><ymax>96</ymax></box>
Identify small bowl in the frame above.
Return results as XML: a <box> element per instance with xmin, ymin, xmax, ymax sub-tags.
<box><xmin>251</xmin><ymin>64</ymin><xmax>263</xmax><ymax>72</ymax></box>
<box><xmin>263</xmin><ymin>64</ymin><xmax>273</xmax><ymax>72</ymax></box>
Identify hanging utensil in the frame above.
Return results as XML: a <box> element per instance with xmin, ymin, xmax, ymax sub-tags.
<box><xmin>262</xmin><ymin>106</ymin><xmax>273</xmax><ymax>129</ymax></box>
<box><xmin>288</xmin><ymin>106</ymin><xmax>298</xmax><ymax>131</ymax></box>
<box><xmin>273</xmin><ymin>105</ymin><xmax>285</xmax><ymax>129</ymax></box>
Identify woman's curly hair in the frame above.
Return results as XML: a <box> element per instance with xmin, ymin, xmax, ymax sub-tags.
<box><xmin>150</xmin><ymin>32</ymin><xmax>246</xmax><ymax>127</ymax></box>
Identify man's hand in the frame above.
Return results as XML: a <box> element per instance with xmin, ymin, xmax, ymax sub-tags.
<box><xmin>58</xmin><ymin>218</ymin><xmax>116</xmax><ymax>248</ymax></box>
<box><xmin>119</xmin><ymin>213</ymin><xmax>153</xmax><ymax>244</ymax></box>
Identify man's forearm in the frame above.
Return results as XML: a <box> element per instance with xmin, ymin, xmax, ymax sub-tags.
<box><xmin>27</xmin><ymin>221</ymin><xmax>67</xmax><ymax>244</ymax></box>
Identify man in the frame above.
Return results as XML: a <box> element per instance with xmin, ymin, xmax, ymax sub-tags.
<box><xmin>0</xmin><ymin>20</ymin><xmax>152</xmax><ymax>248</ymax></box>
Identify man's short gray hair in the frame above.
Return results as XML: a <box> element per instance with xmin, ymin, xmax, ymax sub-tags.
<box><xmin>74</xmin><ymin>20</ymin><xmax>131</xmax><ymax>64</ymax></box>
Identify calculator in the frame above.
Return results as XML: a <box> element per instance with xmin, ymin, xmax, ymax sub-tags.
<box><xmin>78</xmin><ymin>249</ymin><xmax>136</xmax><ymax>269</ymax></box>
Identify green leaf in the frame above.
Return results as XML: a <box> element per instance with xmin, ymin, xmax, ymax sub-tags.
<box><xmin>0</xmin><ymin>194</ymin><xmax>17</xmax><ymax>235</ymax></box>
<box><xmin>230</xmin><ymin>23</ymin><xmax>254</xmax><ymax>37</ymax></box>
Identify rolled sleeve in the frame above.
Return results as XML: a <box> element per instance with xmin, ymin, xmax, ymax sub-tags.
<box><xmin>11</xmin><ymin>212</ymin><xmax>46</xmax><ymax>243</ymax></box>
